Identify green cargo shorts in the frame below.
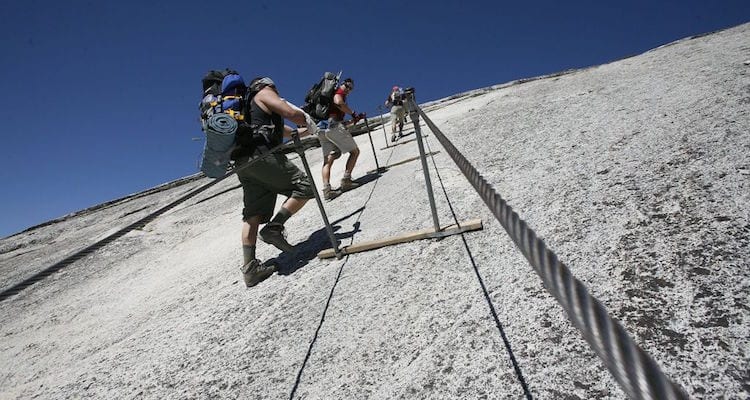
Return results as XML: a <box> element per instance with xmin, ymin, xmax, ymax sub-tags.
<box><xmin>236</xmin><ymin>153</ymin><xmax>314</xmax><ymax>223</ymax></box>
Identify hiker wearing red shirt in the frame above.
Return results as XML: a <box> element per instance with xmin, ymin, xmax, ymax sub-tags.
<box><xmin>318</xmin><ymin>78</ymin><xmax>364</xmax><ymax>200</ymax></box>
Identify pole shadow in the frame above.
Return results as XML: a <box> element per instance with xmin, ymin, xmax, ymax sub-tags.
<box><xmin>272</xmin><ymin>206</ymin><xmax>365</xmax><ymax>275</ymax></box>
<box><xmin>351</xmin><ymin>171</ymin><xmax>382</xmax><ymax>187</ymax></box>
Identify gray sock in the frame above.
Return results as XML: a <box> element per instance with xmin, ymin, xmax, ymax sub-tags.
<box><xmin>243</xmin><ymin>245</ymin><xmax>256</xmax><ymax>264</ymax></box>
<box><xmin>271</xmin><ymin>207</ymin><xmax>292</xmax><ymax>225</ymax></box>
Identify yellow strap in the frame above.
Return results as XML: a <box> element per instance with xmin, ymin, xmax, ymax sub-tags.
<box><xmin>226</xmin><ymin>109</ymin><xmax>244</xmax><ymax>121</ymax></box>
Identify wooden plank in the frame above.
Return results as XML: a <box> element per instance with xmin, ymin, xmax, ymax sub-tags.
<box><xmin>318</xmin><ymin>218</ymin><xmax>483</xmax><ymax>259</ymax></box>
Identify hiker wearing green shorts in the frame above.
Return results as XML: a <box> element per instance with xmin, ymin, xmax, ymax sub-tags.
<box><xmin>318</xmin><ymin>78</ymin><xmax>364</xmax><ymax>201</ymax></box>
<box><xmin>235</xmin><ymin>77</ymin><xmax>316</xmax><ymax>287</ymax></box>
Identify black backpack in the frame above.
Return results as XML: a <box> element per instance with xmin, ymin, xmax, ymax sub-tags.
<box><xmin>387</xmin><ymin>91</ymin><xmax>405</xmax><ymax>107</ymax></box>
<box><xmin>302</xmin><ymin>71</ymin><xmax>341</xmax><ymax>122</ymax></box>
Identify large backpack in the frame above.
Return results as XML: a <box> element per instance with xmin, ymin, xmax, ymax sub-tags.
<box><xmin>387</xmin><ymin>89</ymin><xmax>405</xmax><ymax>107</ymax></box>
<box><xmin>302</xmin><ymin>71</ymin><xmax>341</xmax><ymax>122</ymax></box>
<box><xmin>199</xmin><ymin>69</ymin><xmax>249</xmax><ymax>178</ymax></box>
<box><xmin>199</xmin><ymin>69</ymin><xmax>247</xmax><ymax>124</ymax></box>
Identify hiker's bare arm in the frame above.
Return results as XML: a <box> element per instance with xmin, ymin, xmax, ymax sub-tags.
<box><xmin>333</xmin><ymin>93</ymin><xmax>354</xmax><ymax>115</ymax></box>
<box><xmin>256</xmin><ymin>88</ymin><xmax>306</xmax><ymax>126</ymax></box>
<box><xmin>283</xmin><ymin>125</ymin><xmax>310</xmax><ymax>139</ymax></box>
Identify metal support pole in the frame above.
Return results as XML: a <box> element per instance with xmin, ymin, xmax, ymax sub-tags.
<box><xmin>291</xmin><ymin>131</ymin><xmax>342</xmax><ymax>259</ymax></box>
<box><xmin>363</xmin><ymin>118</ymin><xmax>383</xmax><ymax>172</ymax></box>
<box><xmin>405</xmin><ymin>90</ymin><xmax>441</xmax><ymax>233</ymax></box>
<box><xmin>377</xmin><ymin>105</ymin><xmax>390</xmax><ymax>147</ymax></box>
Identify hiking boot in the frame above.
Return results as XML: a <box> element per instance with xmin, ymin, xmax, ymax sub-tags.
<box><xmin>340</xmin><ymin>177</ymin><xmax>360</xmax><ymax>192</ymax></box>
<box><xmin>391</xmin><ymin>134</ymin><xmax>396</xmax><ymax>142</ymax></box>
<box><xmin>241</xmin><ymin>259</ymin><xmax>276</xmax><ymax>287</ymax></box>
<box><xmin>259</xmin><ymin>222</ymin><xmax>295</xmax><ymax>253</ymax></box>
<box><xmin>323</xmin><ymin>186</ymin><xmax>341</xmax><ymax>201</ymax></box>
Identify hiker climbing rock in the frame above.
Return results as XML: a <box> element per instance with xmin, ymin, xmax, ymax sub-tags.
<box><xmin>317</xmin><ymin>77</ymin><xmax>365</xmax><ymax>201</ymax></box>
<box><xmin>385</xmin><ymin>85</ymin><xmax>406</xmax><ymax>142</ymax></box>
<box><xmin>235</xmin><ymin>77</ymin><xmax>317</xmax><ymax>287</ymax></box>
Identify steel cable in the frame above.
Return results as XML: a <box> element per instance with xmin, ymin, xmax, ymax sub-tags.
<box><xmin>0</xmin><ymin>141</ymin><xmax>294</xmax><ymax>302</ymax></box>
<box><xmin>410</xmin><ymin>99</ymin><xmax>687</xmax><ymax>400</ymax></box>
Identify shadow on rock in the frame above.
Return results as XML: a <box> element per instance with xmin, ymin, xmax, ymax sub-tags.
<box><xmin>273</xmin><ymin>207</ymin><xmax>364</xmax><ymax>275</ymax></box>
<box><xmin>194</xmin><ymin>184</ymin><xmax>242</xmax><ymax>205</ymax></box>
<box><xmin>346</xmin><ymin>172</ymin><xmax>382</xmax><ymax>191</ymax></box>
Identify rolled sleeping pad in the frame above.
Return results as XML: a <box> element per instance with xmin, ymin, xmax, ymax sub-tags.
<box><xmin>200</xmin><ymin>113</ymin><xmax>238</xmax><ymax>178</ymax></box>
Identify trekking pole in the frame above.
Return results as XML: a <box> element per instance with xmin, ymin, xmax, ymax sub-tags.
<box><xmin>404</xmin><ymin>89</ymin><xmax>441</xmax><ymax>232</ymax></box>
<box><xmin>363</xmin><ymin>117</ymin><xmax>383</xmax><ymax>173</ymax></box>
<box><xmin>290</xmin><ymin>130</ymin><xmax>343</xmax><ymax>259</ymax></box>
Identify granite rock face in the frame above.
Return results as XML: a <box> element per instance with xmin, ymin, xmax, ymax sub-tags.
<box><xmin>1</xmin><ymin>23</ymin><xmax>748</xmax><ymax>399</ymax></box>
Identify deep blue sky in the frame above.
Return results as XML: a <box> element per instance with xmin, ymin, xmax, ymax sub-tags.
<box><xmin>1</xmin><ymin>1</ymin><xmax>748</xmax><ymax>238</ymax></box>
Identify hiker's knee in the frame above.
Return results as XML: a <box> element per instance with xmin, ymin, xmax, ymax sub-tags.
<box><xmin>327</xmin><ymin>151</ymin><xmax>341</xmax><ymax>162</ymax></box>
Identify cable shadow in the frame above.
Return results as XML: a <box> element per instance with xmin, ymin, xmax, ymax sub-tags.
<box><xmin>194</xmin><ymin>184</ymin><xmax>242</xmax><ymax>205</ymax></box>
<box><xmin>289</xmin><ymin>162</ymin><xmax>386</xmax><ymax>399</ymax></box>
<box><xmin>423</xmin><ymin>137</ymin><xmax>533</xmax><ymax>398</ymax></box>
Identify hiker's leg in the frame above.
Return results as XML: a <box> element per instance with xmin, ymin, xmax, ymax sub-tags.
<box><xmin>325</xmin><ymin>125</ymin><xmax>358</xmax><ymax>175</ymax></box>
<box><xmin>242</xmin><ymin>217</ymin><xmax>261</xmax><ymax>246</ymax></box>
<box><xmin>322</xmin><ymin>154</ymin><xmax>337</xmax><ymax>186</ymax></box>
<box><xmin>242</xmin><ymin>216</ymin><xmax>261</xmax><ymax>264</ymax></box>
<box><xmin>280</xmin><ymin>197</ymin><xmax>308</xmax><ymax>216</ymax></box>
<box><xmin>238</xmin><ymin>168</ymin><xmax>272</xmax><ymax>254</ymax></box>
<box><xmin>345</xmin><ymin>147</ymin><xmax>360</xmax><ymax>174</ymax></box>
<box><xmin>240</xmin><ymin>215</ymin><xmax>276</xmax><ymax>287</ymax></box>
<box><xmin>259</xmin><ymin>155</ymin><xmax>316</xmax><ymax>252</ymax></box>
<box><xmin>320</xmin><ymin>133</ymin><xmax>341</xmax><ymax>187</ymax></box>
<box><xmin>268</xmin><ymin>154</ymin><xmax>314</xmax><ymax>218</ymax></box>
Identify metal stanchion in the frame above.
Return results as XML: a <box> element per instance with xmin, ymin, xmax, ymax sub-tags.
<box><xmin>363</xmin><ymin>117</ymin><xmax>385</xmax><ymax>173</ymax></box>
<box><xmin>291</xmin><ymin>131</ymin><xmax>342</xmax><ymax>259</ymax></box>
<box><xmin>377</xmin><ymin>105</ymin><xmax>391</xmax><ymax>147</ymax></box>
<box><xmin>405</xmin><ymin>89</ymin><xmax>441</xmax><ymax>233</ymax></box>
<box><xmin>317</xmin><ymin>89</ymin><xmax>484</xmax><ymax>259</ymax></box>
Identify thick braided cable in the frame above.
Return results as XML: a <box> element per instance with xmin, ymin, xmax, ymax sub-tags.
<box><xmin>412</xmin><ymin>102</ymin><xmax>687</xmax><ymax>400</ymax></box>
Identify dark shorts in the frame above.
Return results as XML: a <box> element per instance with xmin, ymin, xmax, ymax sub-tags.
<box><xmin>236</xmin><ymin>153</ymin><xmax>314</xmax><ymax>222</ymax></box>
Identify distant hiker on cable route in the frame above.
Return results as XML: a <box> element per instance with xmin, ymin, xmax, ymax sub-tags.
<box><xmin>385</xmin><ymin>85</ymin><xmax>406</xmax><ymax>142</ymax></box>
<box><xmin>235</xmin><ymin>77</ymin><xmax>316</xmax><ymax>287</ymax></box>
<box><xmin>318</xmin><ymin>78</ymin><xmax>365</xmax><ymax>201</ymax></box>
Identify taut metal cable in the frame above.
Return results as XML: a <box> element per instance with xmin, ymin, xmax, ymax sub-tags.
<box><xmin>0</xmin><ymin>138</ymin><xmax>333</xmax><ymax>302</ymax></box>
<box><xmin>407</xmin><ymin>97</ymin><xmax>688</xmax><ymax>400</ymax></box>
<box><xmin>0</xmin><ymin>176</ymin><xmax>225</xmax><ymax>302</ymax></box>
